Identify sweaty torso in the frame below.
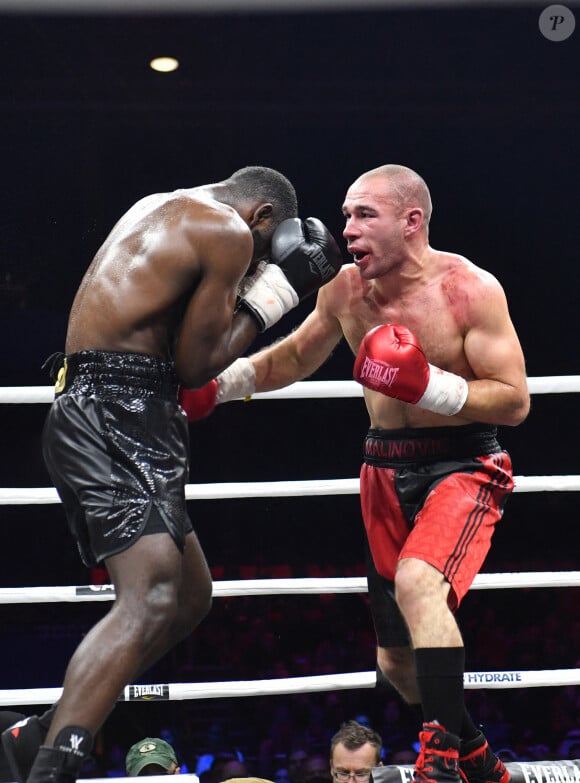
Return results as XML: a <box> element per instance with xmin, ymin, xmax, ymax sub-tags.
<box><xmin>66</xmin><ymin>189</ymin><xmax>242</xmax><ymax>358</ymax></box>
<box><xmin>327</xmin><ymin>250</ymin><xmax>488</xmax><ymax>429</ymax></box>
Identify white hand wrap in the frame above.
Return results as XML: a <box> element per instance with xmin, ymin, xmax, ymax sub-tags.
<box><xmin>237</xmin><ymin>261</ymin><xmax>268</xmax><ymax>299</ymax></box>
<box><xmin>216</xmin><ymin>358</ymin><xmax>257</xmax><ymax>403</ymax></box>
<box><xmin>240</xmin><ymin>264</ymin><xmax>299</xmax><ymax>331</ymax></box>
<box><xmin>417</xmin><ymin>364</ymin><xmax>469</xmax><ymax>416</ymax></box>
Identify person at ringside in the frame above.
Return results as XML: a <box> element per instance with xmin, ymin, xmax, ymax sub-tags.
<box><xmin>125</xmin><ymin>737</ymin><xmax>180</xmax><ymax>776</ymax></box>
<box><xmin>329</xmin><ymin>720</ymin><xmax>383</xmax><ymax>783</ymax></box>
<box><xmin>1</xmin><ymin>165</ymin><xmax>342</xmax><ymax>783</ymax></box>
<box><xmin>179</xmin><ymin>165</ymin><xmax>530</xmax><ymax>783</ymax></box>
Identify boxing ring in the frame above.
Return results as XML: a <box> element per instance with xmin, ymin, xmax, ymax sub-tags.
<box><xmin>0</xmin><ymin>377</ymin><xmax>578</xmax><ymax>782</ymax></box>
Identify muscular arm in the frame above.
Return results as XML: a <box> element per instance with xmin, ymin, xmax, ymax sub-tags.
<box><xmin>460</xmin><ymin>277</ymin><xmax>530</xmax><ymax>427</ymax></box>
<box><xmin>174</xmin><ymin>221</ymin><xmax>261</xmax><ymax>388</ymax></box>
<box><xmin>250</xmin><ymin>282</ymin><xmax>345</xmax><ymax>392</ymax></box>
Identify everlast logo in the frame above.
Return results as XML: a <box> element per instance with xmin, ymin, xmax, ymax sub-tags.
<box><xmin>375</xmin><ymin>764</ymin><xmax>580</xmax><ymax>783</ymax></box>
<box><xmin>308</xmin><ymin>247</ymin><xmax>336</xmax><ymax>281</ymax></box>
<box><xmin>126</xmin><ymin>684</ymin><xmax>169</xmax><ymax>701</ymax></box>
<box><xmin>519</xmin><ymin>764</ymin><xmax>580</xmax><ymax>783</ymax></box>
<box><xmin>365</xmin><ymin>437</ymin><xmax>450</xmax><ymax>460</ymax></box>
<box><xmin>358</xmin><ymin>357</ymin><xmax>400</xmax><ymax>387</ymax></box>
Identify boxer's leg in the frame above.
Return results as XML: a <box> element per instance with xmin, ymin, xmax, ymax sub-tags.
<box><xmin>26</xmin><ymin>530</ymin><xmax>211</xmax><ymax>783</ymax></box>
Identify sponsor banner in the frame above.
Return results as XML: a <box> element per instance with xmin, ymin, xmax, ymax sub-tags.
<box><xmin>464</xmin><ymin>671</ymin><xmax>524</xmax><ymax>684</ymax></box>
<box><xmin>371</xmin><ymin>761</ymin><xmax>580</xmax><ymax>783</ymax></box>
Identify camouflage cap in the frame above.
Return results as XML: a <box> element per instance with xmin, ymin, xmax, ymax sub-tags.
<box><xmin>125</xmin><ymin>737</ymin><xmax>178</xmax><ymax>776</ymax></box>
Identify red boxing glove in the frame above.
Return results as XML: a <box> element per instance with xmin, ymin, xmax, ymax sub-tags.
<box><xmin>354</xmin><ymin>324</ymin><xmax>468</xmax><ymax>416</ymax></box>
<box><xmin>178</xmin><ymin>357</ymin><xmax>257</xmax><ymax>422</ymax></box>
<box><xmin>178</xmin><ymin>380</ymin><xmax>218</xmax><ymax>421</ymax></box>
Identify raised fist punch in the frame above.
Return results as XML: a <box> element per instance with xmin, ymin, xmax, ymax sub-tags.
<box><xmin>180</xmin><ymin>217</ymin><xmax>343</xmax><ymax>421</ymax></box>
<box><xmin>178</xmin><ymin>358</ymin><xmax>257</xmax><ymax>421</ymax></box>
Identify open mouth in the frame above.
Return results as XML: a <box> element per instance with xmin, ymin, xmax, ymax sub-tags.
<box><xmin>351</xmin><ymin>251</ymin><xmax>370</xmax><ymax>266</ymax></box>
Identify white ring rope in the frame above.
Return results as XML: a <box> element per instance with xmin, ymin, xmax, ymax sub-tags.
<box><xmin>0</xmin><ymin>376</ymin><xmax>579</xmax><ymax>404</ymax></box>
<box><xmin>1</xmin><ymin>572</ymin><xmax>579</xmax><ymax>605</ymax></box>
<box><xmin>0</xmin><ymin>669</ymin><xmax>579</xmax><ymax>708</ymax></box>
<box><xmin>1</xmin><ymin>475</ymin><xmax>580</xmax><ymax>505</ymax></box>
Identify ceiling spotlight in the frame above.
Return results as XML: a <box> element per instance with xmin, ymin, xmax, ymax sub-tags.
<box><xmin>150</xmin><ymin>57</ymin><xmax>179</xmax><ymax>73</ymax></box>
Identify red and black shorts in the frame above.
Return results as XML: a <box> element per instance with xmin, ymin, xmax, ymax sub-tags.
<box><xmin>42</xmin><ymin>350</ymin><xmax>193</xmax><ymax>568</ymax></box>
<box><xmin>361</xmin><ymin>424</ymin><xmax>513</xmax><ymax>647</ymax></box>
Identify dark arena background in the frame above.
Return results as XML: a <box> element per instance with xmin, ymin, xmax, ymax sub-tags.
<box><xmin>0</xmin><ymin>0</ymin><xmax>578</xmax><ymax>779</ymax></box>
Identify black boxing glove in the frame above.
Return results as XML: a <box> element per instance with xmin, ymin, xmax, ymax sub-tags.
<box><xmin>239</xmin><ymin>217</ymin><xmax>343</xmax><ymax>331</ymax></box>
<box><xmin>271</xmin><ymin>217</ymin><xmax>343</xmax><ymax>297</ymax></box>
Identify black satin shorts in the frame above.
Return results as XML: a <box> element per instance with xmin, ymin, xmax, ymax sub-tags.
<box><xmin>42</xmin><ymin>350</ymin><xmax>192</xmax><ymax>567</ymax></box>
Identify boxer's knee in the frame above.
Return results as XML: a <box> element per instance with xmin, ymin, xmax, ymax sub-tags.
<box><xmin>394</xmin><ymin>557</ymin><xmax>449</xmax><ymax>620</ymax></box>
<box><xmin>139</xmin><ymin>581</ymin><xmax>182</xmax><ymax>642</ymax></box>
<box><xmin>174</xmin><ymin>577</ymin><xmax>212</xmax><ymax>641</ymax></box>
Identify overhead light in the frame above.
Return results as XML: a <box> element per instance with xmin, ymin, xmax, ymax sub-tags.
<box><xmin>150</xmin><ymin>57</ymin><xmax>179</xmax><ymax>73</ymax></box>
